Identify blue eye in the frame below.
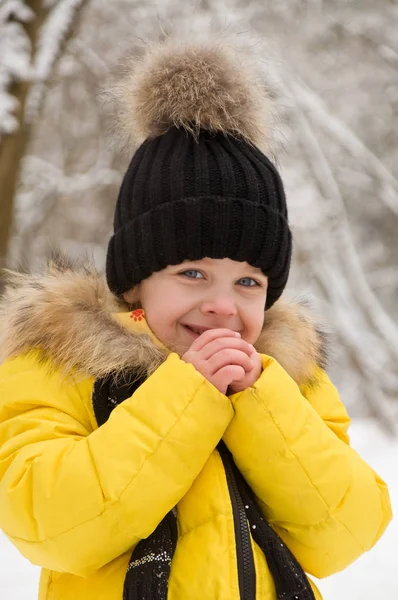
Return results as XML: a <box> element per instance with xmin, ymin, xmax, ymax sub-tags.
<box><xmin>181</xmin><ymin>270</ymin><xmax>204</xmax><ymax>279</ymax></box>
<box><xmin>238</xmin><ymin>277</ymin><xmax>259</xmax><ymax>287</ymax></box>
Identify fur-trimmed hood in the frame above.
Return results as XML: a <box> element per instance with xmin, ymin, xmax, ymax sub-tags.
<box><xmin>0</xmin><ymin>255</ymin><xmax>329</xmax><ymax>386</ymax></box>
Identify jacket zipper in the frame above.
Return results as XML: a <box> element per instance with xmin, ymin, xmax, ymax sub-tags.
<box><xmin>218</xmin><ymin>442</ymin><xmax>256</xmax><ymax>600</ymax></box>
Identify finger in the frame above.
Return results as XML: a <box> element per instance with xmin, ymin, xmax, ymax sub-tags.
<box><xmin>190</xmin><ymin>328</ymin><xmax>241</xmax><ymax>352</ymax></box>
<box><xmin>208</xmin><ymin>348</ymin><xmax>254</xmax><ymax>375</ymax></box>
<box><xmin>213</xmin><ymin>365</ymin><xmax>246</xmax><ymax>392</ymax></box>
<box><xmin>200</xmin><ymin>337</ymin><xmax>253</xmax><ymax>361</ymax></box>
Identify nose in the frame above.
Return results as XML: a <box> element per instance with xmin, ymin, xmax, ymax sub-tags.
<box><xmin>200</xmin><ymin>295</ymin><xmax>238</xmax><ymax>317</ymax></box>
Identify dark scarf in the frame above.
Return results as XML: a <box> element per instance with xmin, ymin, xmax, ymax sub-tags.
<box><xmin>93</xmin><ymin>373</ymin><xmax>316</xmax><ymax>600</ymax></box>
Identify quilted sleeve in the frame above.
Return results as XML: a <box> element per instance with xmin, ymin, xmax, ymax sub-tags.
<box><xmin>223</xmin><ymin>355</ymin><xmax>392</xmax><ymax>578</ymax></box>
<box><xmin>0</xmin><ymin>351</ymin><xmax>233</xmax><ymax>576</ymax></box>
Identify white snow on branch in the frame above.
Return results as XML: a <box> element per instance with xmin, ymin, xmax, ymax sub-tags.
<box><xmin>22</xmin><ymin>155</ymin><xmax>121</xmax><ymax>192</ymax></box>
<box><xmin>26</xmin><ymin>0</ymin><xmax>87</xmax><ymax>123</ymax></box>
<box><xmin>0</xmin><ymin>0</ymin><xmax>33</xmax><ymax>135</ymax></box>
<box><xmin>290</xmin><ymin>74</ymin><xmax>398</xmax><ymax>216</ymax></box>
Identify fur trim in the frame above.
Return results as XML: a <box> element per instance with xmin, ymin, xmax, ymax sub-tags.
<box><xmin>0</xmin><ymin>254</ymin><xmax>164</xmax><ymax>381</ymax></box>
<box><xmin>256</xmin><ymin>299</ymin><xmax>329</xmax><ymax>386</ymax></box>
<box><xmin>0</xmin><ymin>255</ymin><xmax>329</xmax><ymax>386</ymax></box>
<box><xmin>108</xmin><ymin>34</ymin><xmax>279</xmax><ymax>157</ymax></box>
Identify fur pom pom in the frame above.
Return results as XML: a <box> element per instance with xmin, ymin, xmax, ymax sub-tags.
<box><xmin>108</xmin><ymin>34</ymin><xmax>281</xmax><ymax>157</ymax></box>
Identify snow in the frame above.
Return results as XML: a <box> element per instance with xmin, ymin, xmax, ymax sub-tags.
<box><xmin>0</xmin><ymin>1</ymin><xmax>33</xmax><ymax>135</ymax></box>
<box><xmin>0</xmin><ymin>0</ymin><xmax>88</xmax><ymax>134</ymax></box>
<box><xmin>0</xmin><ymin>419</ymin><xmax>396</xmax><ymax>599</ymax></box>
<box><xmin>26</xmin><ymin>0</ymin><xmax>87</xmax><ymax>124</ymax></box>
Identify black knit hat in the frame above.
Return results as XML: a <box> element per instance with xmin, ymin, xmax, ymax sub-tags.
<box><xmin>106</xmin><ymin>38</ymin><xmax>292</xmax><ymax>309</ymax></box>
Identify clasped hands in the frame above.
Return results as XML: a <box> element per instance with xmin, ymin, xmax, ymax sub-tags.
<box><xmin>182</xmin><ymin>329</ymin><xmax>262</xmax><ymax>395</ymax></box>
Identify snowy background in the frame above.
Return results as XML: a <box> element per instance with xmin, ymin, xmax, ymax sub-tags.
<box><xmin>1</xmin><ymin>0</ymin><xmax>397</xmax><ymax>598</ymax></box>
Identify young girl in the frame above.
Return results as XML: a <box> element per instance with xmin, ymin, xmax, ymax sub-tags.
<box><xmin>0</xmin><ymin>36</ymin><xmax>392</xmax><ymax>600</ymax></box>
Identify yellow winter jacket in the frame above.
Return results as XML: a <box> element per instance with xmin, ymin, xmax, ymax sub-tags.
<box><xmin>0</xmin><ymin>260</ymin><xmax>392</xmax><ymax>600</ymax></box>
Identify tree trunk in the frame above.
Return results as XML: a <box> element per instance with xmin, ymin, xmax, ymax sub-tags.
<box><xmin>0</xmin><ymin>0</ymin><xmax>88</xmax><ymax>275</ymax></box>
<box><xmin>0</xmin><ymin>1</ymin><xmax>48</xmax><ymax>272</ymax></box>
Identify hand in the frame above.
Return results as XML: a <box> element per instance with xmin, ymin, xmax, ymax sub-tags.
<box><xmin>182</xmin><ymin>329</ymin><xmax>255</xmax><ymax>394</ymax></box>
<box><xmin>227</xmin><ymin>347</ymin><xmax>262</xmax><ymax>394</ymax></box>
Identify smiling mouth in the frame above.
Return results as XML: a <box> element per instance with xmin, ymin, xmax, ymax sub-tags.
<box><xmin>182</xmin><ymin>324</ymin><xmax>208</xmax><ymax>336</ymax></box>
<box><xmin>182</xmin><ymin>324</ymin><xmax>240</xmax><ymax>337</ymax></box>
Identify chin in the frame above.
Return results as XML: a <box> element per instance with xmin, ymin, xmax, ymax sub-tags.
<box><xmin>162</xmin><ymin>331</ymin><xmax>189</xmax><ymax>356</ymax></box>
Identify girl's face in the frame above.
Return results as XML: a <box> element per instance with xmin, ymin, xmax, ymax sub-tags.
<box><xmin>123</xmin><ymin>257</ymin><xmax>268</xmax><ymax>355</ymax></box>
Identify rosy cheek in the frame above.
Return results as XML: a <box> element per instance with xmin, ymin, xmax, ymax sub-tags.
<box><xmin>248</xmin><ymin>321</ymin><xmax>263</xmax><ymax>345</ymax></box>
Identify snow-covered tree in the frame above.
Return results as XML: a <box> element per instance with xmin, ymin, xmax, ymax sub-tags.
<box><xmin>0</xmin><ymin>0</ymin><xmax>86</xmax><ymax>269</ymax></box>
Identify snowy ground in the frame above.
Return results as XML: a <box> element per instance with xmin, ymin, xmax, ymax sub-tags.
<box><xmin>0</xmin><ymin>419</ymin><xmax>396</xmax><ymax>599</ymax></box>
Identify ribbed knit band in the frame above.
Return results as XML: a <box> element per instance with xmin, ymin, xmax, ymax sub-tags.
<box><xmin>106</xmin><ymin>128</ymin><xmax>292</xmax><ymax>309</ymax></box>
<box><xmin>107</xmin><ymin>195</ymin><xmax>291</xmax><ymax>309</ymax></box>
